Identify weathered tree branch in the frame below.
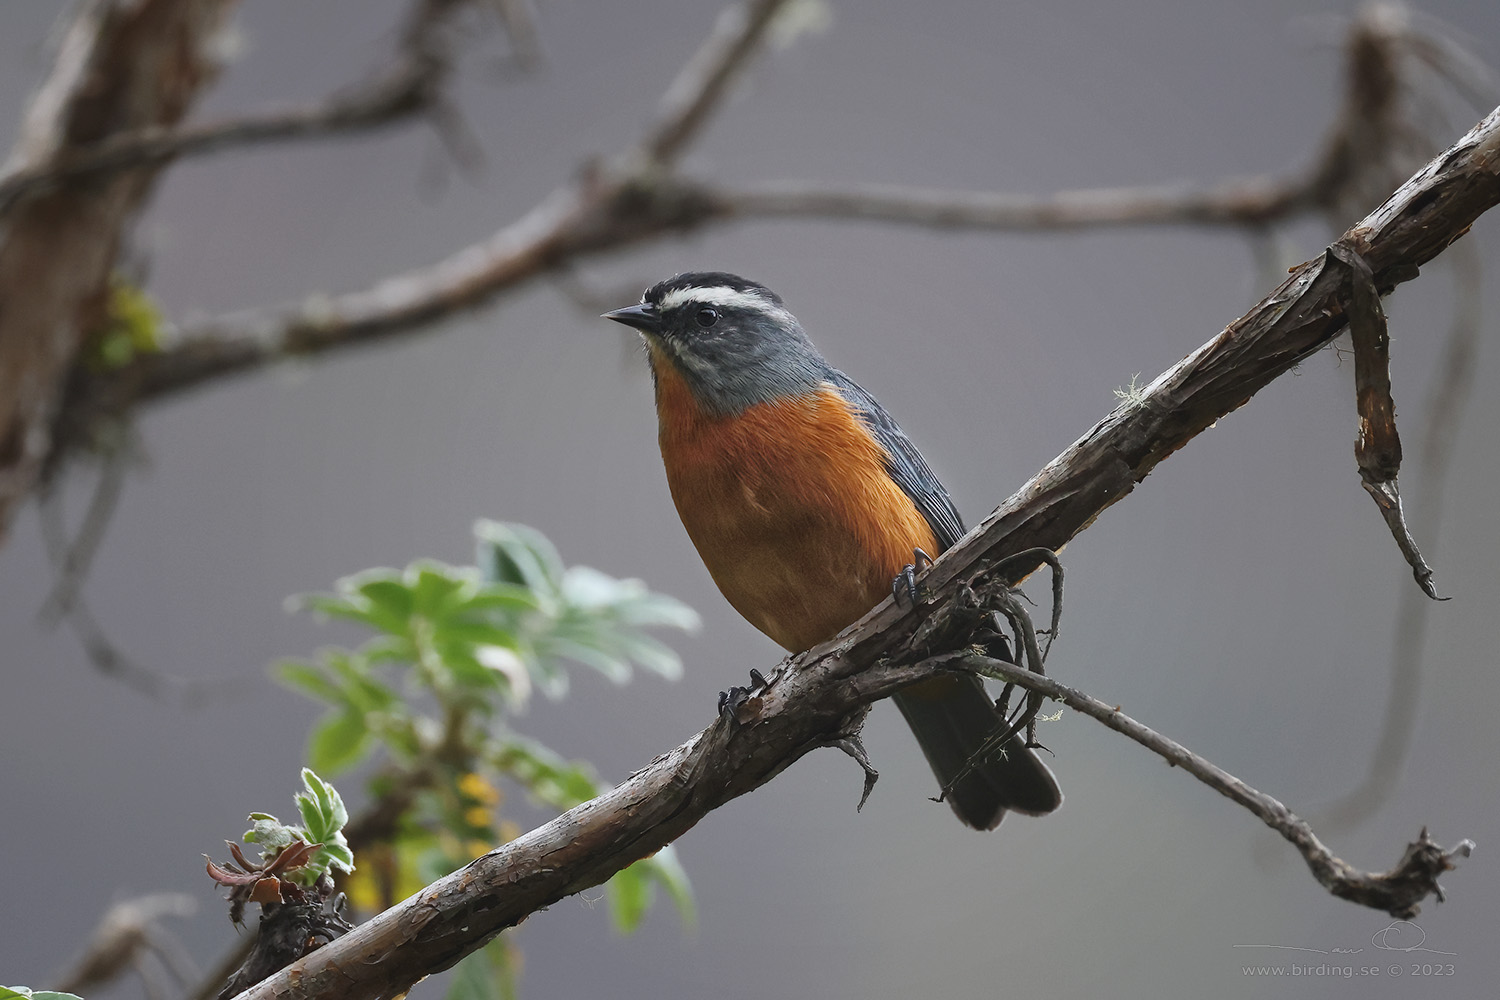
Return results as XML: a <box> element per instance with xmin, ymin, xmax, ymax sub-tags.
<box><xmin>57</xmin><ymin>1</ymin><xmax>1459</xmax><ymax>465</ymax></box>
<box><xmin>53</xmin><ymin>0</ymin><xmax>793</xmax><ymax>451</ymax></box>
<box><xmin>0</xmin><ymin>0</ymin><xmax>240</xmax><ymax>545</ymax></box>
<box><xmin>706</xmin><ymin>3</ymin><xmax>1475</xmax><ymax>233</ymax></box>
<box><xmin>700</xmin><ymin>176</ymin><xmax>1312</xmax><ymax>230</ymax></box>
<box><xmin>0</xmin><ymin>0</ymin><xmax>480</xmax><ymax>218</ymax></box>
<box><xmin>229</xmin><ymin>103</ymin><xmax>1500</xmax><ymax>1000</ymax></box>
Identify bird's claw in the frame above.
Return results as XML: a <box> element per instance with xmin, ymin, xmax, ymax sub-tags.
<box><xmin>717</xmin><ymin>668</ymin><xmax>771</xmax><ymax>723</ymax></box>
<box><xmin>891</xmin><ymin>548</ymin><xmax>935</xmax><ymax>607</ymax></box>
<box><xmin>825</xmin><ymin>735</ymin><xmax>880</xmax><ymax>812</ymax></box>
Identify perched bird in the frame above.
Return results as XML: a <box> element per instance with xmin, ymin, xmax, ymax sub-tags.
<box><xmin>604</xmin><ymin>272</ymin><xmax>1061</xmax><ymax>829</ymax></box>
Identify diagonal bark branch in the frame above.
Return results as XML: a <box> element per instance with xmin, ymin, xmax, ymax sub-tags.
<box><xmin>229</xmin><ymin>103</ymin><xmax>1500</xmax><ymax>1000</ymax></box>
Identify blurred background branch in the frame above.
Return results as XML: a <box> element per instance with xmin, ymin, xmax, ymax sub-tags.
<box><xmin>51</xmin><ymin>2</ymin><xmax>1488</xmax><ymax>476</ymax></box>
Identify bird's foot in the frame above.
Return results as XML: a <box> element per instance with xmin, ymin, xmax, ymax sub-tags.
<box><xmin>718</xmin><ymin>667</ymin><xmax>770</xmax><ymax>723</ymax></box>
<box><xmin>891</xmin><ymin>548</ymin><xmax>935</xmax><ymax>607</ymax></box>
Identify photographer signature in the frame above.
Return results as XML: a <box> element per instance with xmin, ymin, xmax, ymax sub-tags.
<box><xmin>1232</xmin><ymin>920</ymin><xmax>1456</xmax><ymax>956</ymax></box>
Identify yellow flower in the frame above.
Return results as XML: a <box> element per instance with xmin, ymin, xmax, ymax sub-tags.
<box><xmin>457</xmin><ymin>771</ymin><xmax>501</xmax><ymax>805</ymax></box>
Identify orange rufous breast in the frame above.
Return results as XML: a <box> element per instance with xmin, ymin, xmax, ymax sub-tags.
<box><xmin>651</xmin><ymin>349</ymin><xmax>938</xmax><ymax>652</ymax></box>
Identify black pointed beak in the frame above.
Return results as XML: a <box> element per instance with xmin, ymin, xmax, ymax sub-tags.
<box><xmin>601</xmin><ymin>303</ymin><xmax>660</xmax><ymax>333</ymax></box>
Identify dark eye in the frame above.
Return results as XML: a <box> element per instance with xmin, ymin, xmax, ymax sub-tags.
<box><xmin>694</xmin><ymin>307</ymin><xmax>719</xmax><ymax>329</ymax></box>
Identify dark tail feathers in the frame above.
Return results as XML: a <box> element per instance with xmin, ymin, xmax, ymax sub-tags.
<box><xmin>892</xmin><ymin>675</ymin><xmax>1062</xmax><ymax>830</ymax></box>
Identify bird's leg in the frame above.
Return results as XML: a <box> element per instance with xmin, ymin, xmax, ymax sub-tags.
<box><xmin>941</xmin><ymin>591</ymin><xmax>1057</xmax><ymax>798</ymax></box>
<box><xmin>987</xmin><ymin>546</ymin><xmax>1065</xmax><ymax>659</ymax></box>
<box><xmin>991</xmin><ymin>591</ymin><xmax>1048</xmax><ymax>748</ymax></box>
<box><xmin>891</xmin><ymin>547</ymin><xmax>935</xmax><ymax>607</ymax></box>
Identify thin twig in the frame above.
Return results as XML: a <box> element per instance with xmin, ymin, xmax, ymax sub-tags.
<box><xmin>1312</xmin><ymin>237</ymin><xmax>1483</xmax><ymax>835</ymax></box>
<box><xmin>51</xmin><ymin>894</ymin><xmax>198</xmax><ymax>996</ymax></box>
<box><xmin>640</xmin><ymin>0</ymin><xmax>793</xmax><ymax>166</ymax></box>
<box><xmin>35</xmin><ymin>462</ymin><xmax>173</xmax><ymax>697</ymax></box>
<box><xmin>945</xmin><ymin>653</ymin><xmax>1473</xmax><ymax>919</ymax></box>
<box><xmin>1330</xmin><ymin>239</ymin><xmax>1447</xmax><ymax>598</ymax></box>
<box><xmin>489</xmin><ymin>0</ymin><xmax>543</xmax><ymax>71</ymax></box>
<box><xmin>38</xmin><ymin>434</ymin><xmax>134</xmax><ymax>623</ymax></box>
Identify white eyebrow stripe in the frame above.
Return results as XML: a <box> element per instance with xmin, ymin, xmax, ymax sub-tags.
<box><xmin>657</xmin><ymin>285</ymin><xmax>786</xmax><ymax>317</ymax></box>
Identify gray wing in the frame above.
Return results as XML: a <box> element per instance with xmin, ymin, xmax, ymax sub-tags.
<box><xmin>825</xmin><ymin>370</ymin><xmax>965</xmax><ymax>553</ymax></box>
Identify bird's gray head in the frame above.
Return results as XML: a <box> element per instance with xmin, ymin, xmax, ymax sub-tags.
<box><xmin>602</xmin><ymin>272</ymin><xmax>829</xmax><ymax>416</ymax></box>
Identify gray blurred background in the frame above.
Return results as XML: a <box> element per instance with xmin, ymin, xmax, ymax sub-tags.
<box><xmin>4</xmin><ymin>1</ymin><xmax>1499</xmax><ymax>998</ymax></box>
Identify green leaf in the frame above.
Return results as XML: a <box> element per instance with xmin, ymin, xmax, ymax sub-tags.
<box><xmin>296</xmin><ymin>790</ymin><xmax>325</xmax><ymax>839</ymax></box>
<box><xmin>320</xmin><ymin>653</ymin><xmax>396</xmax><ymax>712</ymax></box>
<box><xmin>490</xmin><ymin>737</ymin><xmax>603</xmax><ymax>810</ymax></box>
<box><xmin>375</xmin><ymin>716</ymin><xmax>424</xmax><ymax>761</ymax></box>
<box><xmin>408</xmin><ymin>564</ymin><xmax>466</xmax><ymax>615</ymax></box>
<box><xmin>86</xmin><ymin>276</ymin><xmax>163</xmax><ymax>371</ymax></box>
<box><xmin>639</xmin><ymin>844</ymin><xmax>696</xmax><ymax>927</ymax></box>
<box><xmin>604</xmin><ymin>847</ymin><xmax>696</xmax><ymax>934</ymax></box>
<box><xmin>464</xmin><ymin>584</ymin><xmax>543</xmax><ymax>614</ymax></box>
<box><xmin>558</xmin><ymin>565</ymin><xmax>632</xmax><ymax>608</ymax></box>
<box><xmin>307</xmin><ymin>709</ymin><xmax>372</xmax><ymax>776</ymax></box>
<box><xmin>320</xmin><ymin>841</ymin><xmax>355</xmax><ymax>874</ymax></box>
<box><xmin>527</xmin><ymin>660</ymin><xmax>569</xmax><ymax>700</ymax></box>
<box><xmin>538</xmin><ymin>635</ymin><xmax>630</xmax><ymax>685</ymax></box>
<box><xmin>244</xmin><ymin>814</ymin><xmax>294</xmax><ymax>852</ymax></box>
<box><xmin>275</xmin><ymin>660</ymin><xmax>344</xmax><ymax>705</ymax></box>
<box><xmin>345</xmin><ymin>671</ymin><xmax>399</xmax><ymax>713</ymax></box>
<box><xmin>362</xmin><ymin>635</ymin><xmax>417</xmax><ymax>664</ymax></box>
<box><xmin>475</xmin><ymin>520</ymin><xmax>563</xmax><ymax>595</ymax></box>
<box><xmin>3</xmin><ymin>990</ymin><xmax>85</xmax><ymax>1000</ymax></box>
<box><xmin>606</xmin><ymin>861</ymin><xmax>654</xmax><ymax>934</ymax></box>
<box><xmin>609</xmin><ymin>631</ymin><xmax>685</xmax><ymax>681</ymax></box>
<box><xmin>434</xmin><ymin>621</ymin><xmax>520</xmax><ymax>650</ymax></box>
<box><xmin>354</xmin><ymin>576</ymin><xmax>417</xmax><ymax>622</ymax></box>
<box><xmin>288</xmin><ymin>770</ymin><xmax>353</xmax><ymax>881</ymax></box>
<box><xmin>439</xmin><ymin>646</ymin><xmax>504</xmax><ymax>691</ymax></box>
<box><xmin>297</xmin><ymin>591</ymin><xmax>404</xmax><ymax>637</ymax></box>
<box><xmin>290</xmin><ymin>569</ymin><xmax>420</xmax><ymax>637</ymax></box>
<box><xmin>303</xmin><ymin>767</ymin><xmax>348</xmax><ymax>830</ymax></box>
<box><xmin>613</xmin><ymin>590</ymin><xmax>702</xmax><ymax>632</ymax></box>
<box><xmin>445</xmin><ymin>937</ymin><xmax>518</xmax><ymax>1000</ymax></box>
